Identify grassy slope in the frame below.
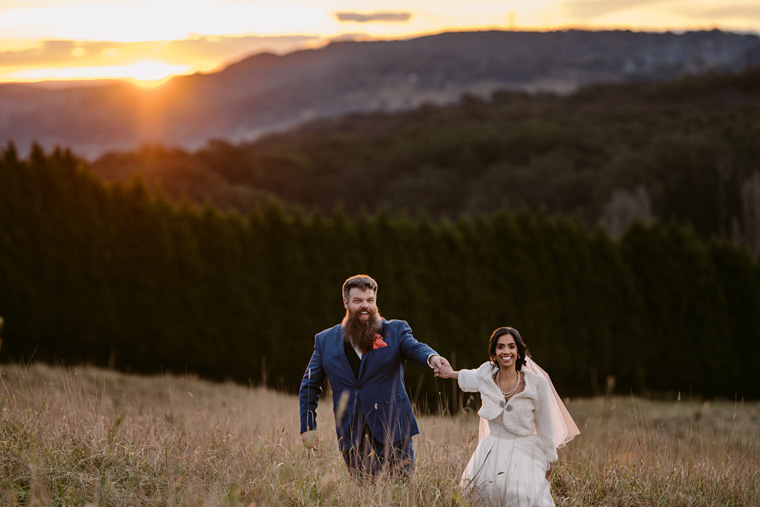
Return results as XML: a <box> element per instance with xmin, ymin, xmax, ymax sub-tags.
<box><xmin>1</xmin><ymin>364</ymin><xmax>757</xmax><ymax>505</ymax></box>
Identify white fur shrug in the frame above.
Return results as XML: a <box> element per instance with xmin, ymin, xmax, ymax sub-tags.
<box><xmin>458</xmin><ymin>362</ymin><xmax>558</xmax><ymax>463</ymax></box>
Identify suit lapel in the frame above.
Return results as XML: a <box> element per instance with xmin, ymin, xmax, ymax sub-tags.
<box><xmin>357</xmin><ymin>320</ymin><xmax>387</xmax><ymax>381</ymax></box>
<box><xmin>335</xmin><ymin>325</ymin><xmax>358</xmax><ymax>381</ymax></box>
<box><xmin>358</xmin><ymin>349</ymin><xmax>368</xmax><ymax>380</ymax></box>
<box><xmin>344</xmin><ymin>341</ymin><xmax>361</xmax><ymax>378</ymax></box>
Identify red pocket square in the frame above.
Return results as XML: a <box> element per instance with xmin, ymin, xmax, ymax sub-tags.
<box><xmin>372</xmin><ymin>333</ymin><xmax>388</xmax><ymax>349</ymax></box>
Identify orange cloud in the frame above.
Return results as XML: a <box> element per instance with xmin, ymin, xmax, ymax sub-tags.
<box><xmin>0</xmin><ymin>34</ymin><xmax>322</xmax><ymax>82</ymax></box>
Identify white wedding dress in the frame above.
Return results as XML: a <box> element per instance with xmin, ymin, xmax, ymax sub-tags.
<box><xmin>460</xmin><ymin>358</ymin><xmax>579</xmax><ymax>506</ymax></box>
<box><xmin>462</xmin><ymin>414</ymin><xmax>555</xmax><ymax>506</ymax></box>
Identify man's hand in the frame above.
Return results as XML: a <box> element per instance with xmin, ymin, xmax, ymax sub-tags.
<box><xmin>436</xmin><ymin>363</ymin><xmax>456</xmax><ymax>378</ymax></box>
<box><xmin>546</xmin><ymin>462</ymin><xmax>553</xmax><ymax>479</ymax></box>
<box><xmin>301</xmin><ymin>430</ymin><xmax>319</xmax><ymax>450</ymax></box>
<box><xmin>430</xmin><ymin>355</ymin><xmax>454</xmax><ymax>378</ymax></box>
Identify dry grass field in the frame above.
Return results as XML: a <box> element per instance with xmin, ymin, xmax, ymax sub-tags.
<box><xmin>1</xmin><ymin>363</ymin><xmax>757</xmax><ymax>506</ymax></box>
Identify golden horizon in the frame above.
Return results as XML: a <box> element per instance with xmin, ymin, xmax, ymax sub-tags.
<box><xmin>2</xmin><ymin>61</ymin><xmax>195</xmax><ymax>86</ymax></box>
<box><xmin>1</xmin><ymin>0</ymin><xmax>759</xmax><ymax>85</ymax></box>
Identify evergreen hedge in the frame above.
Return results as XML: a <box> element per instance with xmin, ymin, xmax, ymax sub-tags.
<box><xmin>1</xmin><ymin>144</ymin><xmax>757</xmax><ymax>407</ymax></box>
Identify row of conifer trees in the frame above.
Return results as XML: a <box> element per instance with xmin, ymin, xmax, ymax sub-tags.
<box><xmin>1</xmin><ymin>144</ymin><xmax>758</xmax><ymax>405</ymax></box>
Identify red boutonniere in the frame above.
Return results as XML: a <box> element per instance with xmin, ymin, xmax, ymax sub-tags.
<box><xmin>372</xmin><ymin>333</ymin><xmax>388</xmax><ymax>350</ymax></box>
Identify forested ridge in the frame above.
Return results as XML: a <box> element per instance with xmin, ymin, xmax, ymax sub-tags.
<box><xmin>5</xmin><ymin>29</ymin><xmax>758</xmax><ymax>157</ymax></box>
<box><xmin>90</xmin><ymin>66</ymin><xmax>760</xmax><ymax>254</ymax></box>
<box><xmin>2</xmin><ymin>145</ymin><xmax>759</xmax><ymax>403</ymax></box>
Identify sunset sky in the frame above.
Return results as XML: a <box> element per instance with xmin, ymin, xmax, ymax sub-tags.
<box><xmin>1</xmin><ymin>0</ymin><xmax>759</xmax><ymax>85</ymax></box>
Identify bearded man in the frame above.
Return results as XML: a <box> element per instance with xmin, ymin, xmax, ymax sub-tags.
<box><xmin>299</xmin><ymin>274</ymin><xmax>451</xmax><ymax>478</ymax></box>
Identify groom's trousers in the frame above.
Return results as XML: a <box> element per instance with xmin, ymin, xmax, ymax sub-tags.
<box><xmin>341</xmin><ymin>420</ymin><xmax>414</xmax><ymax>479</ymax></box>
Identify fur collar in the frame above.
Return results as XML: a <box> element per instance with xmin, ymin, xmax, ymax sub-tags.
<box><xmin>475</xmin><ymin>361</ymin><xmax>540</xmax><ymax>419</ymax></box>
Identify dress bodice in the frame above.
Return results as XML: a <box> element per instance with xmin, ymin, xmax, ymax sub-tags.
<box><xmin>487</xmin><ymin>410</ymin><xmax>516</xmax><ymax>439</ymax></box>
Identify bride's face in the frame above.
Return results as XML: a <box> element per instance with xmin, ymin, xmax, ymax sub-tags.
<box><xmin>494</xmin><ymin>334</ymin><xmax>518</xmax><ymax>370</ymax></box>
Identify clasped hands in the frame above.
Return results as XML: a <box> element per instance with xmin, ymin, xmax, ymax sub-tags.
<box><xmin>431</xmin><ymin>355</ymin><xmax>455</xmax><ymax>379</ymax></box>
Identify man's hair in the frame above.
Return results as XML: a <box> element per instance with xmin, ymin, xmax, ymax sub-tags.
<box><xmin>342</xmin><ymin>274</ymin><xmax>378</xmax><ymax>302</ymax></box>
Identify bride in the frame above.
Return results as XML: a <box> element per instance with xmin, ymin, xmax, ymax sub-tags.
<box><xmin>435</xmin><ymin>326</ymin><xmax>579</xmax><ymax>506</ymax></box>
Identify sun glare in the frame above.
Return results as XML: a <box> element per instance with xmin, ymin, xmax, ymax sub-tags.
<box><xmin>126</xmin><ymin>61</ymin><xmax>189</xmax><ymax>87</ymax></box>
<box><xmin>6</xmin><ymin>61</ymin><xmax>193</xmax><ymax>85</ymax></box>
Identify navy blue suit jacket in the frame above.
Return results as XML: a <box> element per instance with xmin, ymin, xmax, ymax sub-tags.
<box><xmin>299</xmin><ymin>319</ymin><xmax>436</xmax><ymax>451</ymax></box>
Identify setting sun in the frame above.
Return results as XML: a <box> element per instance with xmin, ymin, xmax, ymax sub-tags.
<box><xmin>125</xmin><ymin>61</ymin><xmax>191</xmax><ymax>86</ymax></box>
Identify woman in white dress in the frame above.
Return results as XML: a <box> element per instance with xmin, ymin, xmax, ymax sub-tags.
<box><xmin>436</xmin><ymin>327</ymin><xmax>578</xmax><ymax>506</ymax></box>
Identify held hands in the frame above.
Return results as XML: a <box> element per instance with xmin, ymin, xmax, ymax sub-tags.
<box><xmin>430</xmin><ymin>355</ymin><xmax>456</xmax><ymax>379</ymax></box>
<box><xmin>301</xmin><ymin>429</ymin><xmax>319</xmax><ymax>450</ymax></box>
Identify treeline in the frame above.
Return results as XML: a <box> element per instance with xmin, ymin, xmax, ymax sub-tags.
<box><xmin>89</xmin><ymin>66</ymin><xmax>760</xmax><ymax>254</ymax></box>
<box><xmin>1</xmin><ymin>145</ymin><xmax>759</xmax><ymax>404</ymax></box>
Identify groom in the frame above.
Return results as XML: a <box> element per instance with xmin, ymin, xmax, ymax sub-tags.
<box><xmin>299</xmin><ymin>274</ymin><xmax>451</xmax><ymax>477</ymax></box>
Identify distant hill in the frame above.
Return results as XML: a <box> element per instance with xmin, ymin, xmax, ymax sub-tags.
<box><xmin>2</xmin><ymin>29</ymin><xmax>760</xmax><ymax>157</ymax></box>
<box><xmin>85</xmin><ymin>65</ymin><xmax>760</xmax><ymax>253</ymax></box>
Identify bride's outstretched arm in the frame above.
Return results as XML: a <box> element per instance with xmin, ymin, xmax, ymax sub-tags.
<box><xmin>437</xmin><ymin>365</ymin><xmax>484</xmax><ymax>396</ymax></box>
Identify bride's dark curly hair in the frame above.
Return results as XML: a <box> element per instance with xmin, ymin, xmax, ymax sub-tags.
<box><xmin>489</xmin><ymin>327</ymin><xmax>529</xmax><ymax>371</ymax></box>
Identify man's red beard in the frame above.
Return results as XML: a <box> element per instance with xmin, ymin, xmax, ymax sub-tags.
<box><xmin>343</xmin><ymin>307</ymin><xmax>382</xmax><ymax>353</ymax></box>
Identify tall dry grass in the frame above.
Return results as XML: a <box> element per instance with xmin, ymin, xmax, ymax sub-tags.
<box><xmin>0</xmin><ymin>363</ymin><xmax>757</xmax><ymax>505</ymax></box>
